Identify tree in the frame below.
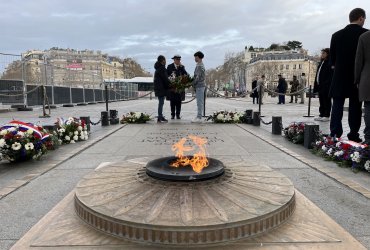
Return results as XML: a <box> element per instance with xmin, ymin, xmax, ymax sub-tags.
<box><xmin>286</xmin><ymin>41</ymin><xmax>303</xmax><ymax>50</ymax></box>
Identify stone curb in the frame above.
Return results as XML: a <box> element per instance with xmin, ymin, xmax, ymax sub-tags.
<box><xmin>0</xmin><ymin>124</ymin><xmax>126</xmax><ymax>200</ymax></box>
<box><xmin>237</xmin><ymin>124</ymin><xmax>370</xmax><ymax>200</ymax></box>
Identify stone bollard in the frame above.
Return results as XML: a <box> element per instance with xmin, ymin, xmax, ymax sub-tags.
<box><xmin>80</xmin><ymin>116</ymin><xmax>91</xmax><ymax>131</ymax></box>
<box><xmin>245</xmin><ymin>109</ymin><xmax>253</xmax><ymax>124</ymax></box>
<box><xmin>272</xmin><ymin>116</ymin><xmax>282</xmax><ymax>135</ymax></box>
<box><xmin>109</xmin><ymin>110</ymin><xmax>119</xmax><ymax>125</ymax></box>
<box><xmin>253</xmin><ymin>112</ymin><xmax>260</xmax><ymax>126</ymax></box>
<box><xmin>304</xmin><ymin>124</ymin><xmax>319</xmax><ymax>149</ymax></box>
<box><xmin>101</xmin><ymin>111</ymin><xmax>109</xmax><ymax>126</ymax></box>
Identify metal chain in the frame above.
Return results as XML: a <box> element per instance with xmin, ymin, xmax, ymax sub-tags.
<box><xmin>90</xmin><ymin>119</ymin><xmax>101</xmax><ymax>125</ymax></box>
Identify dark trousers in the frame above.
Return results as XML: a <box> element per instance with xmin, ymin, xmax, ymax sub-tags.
<box><xmin>364</xmin><ymin>101</ymin><xmax>370</xmax><ymax>143</ymax></box>
<box><xmin>330</xmin><ymin>96</ymin><xmax>362</xmax><ymax>139</ymax></box>
<box><xmin>290</xmin><ymin>95</ymin><xmax>298</xmax><ymax>103</ymax></box>
<box><xmin>278</xmin><ymin>94</ymin><xmax>285</xmax><ymax>104</ymax></box>
<box><xmin>318</xmin><ymin>91</ymin><xmax>331</xmax><ymax>117</ymax></box>
<box><xmin>170</xmin><ymin>99</ymin><xmax>182</xmax><ymax>116</ymax></box>
<box><xmin>252</xmin><ymin>96</ymin><xmax>259</xmax><ymax>104</ymax></box>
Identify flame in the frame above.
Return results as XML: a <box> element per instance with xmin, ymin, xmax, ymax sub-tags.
<box><xmin>170</xmin><ymin>135</ymin><xmax>209</xmax><ymax>173</ymax></box>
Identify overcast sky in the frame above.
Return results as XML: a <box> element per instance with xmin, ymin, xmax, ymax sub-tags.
<box><xmin>1</xmin><ymin>0</ymin><xmax>370</xmax><ymax>74</ymax></box>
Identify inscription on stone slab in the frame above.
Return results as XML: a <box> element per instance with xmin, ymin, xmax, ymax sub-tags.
<box><xmin>140</xmin><ymin>128</ymin><xmax>224</xmax><ymax>145</ymax></box>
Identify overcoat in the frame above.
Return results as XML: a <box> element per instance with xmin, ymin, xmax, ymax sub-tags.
<box><xmin>329</xmin><ymin>24</ymin><xmax>367</xmax><ymax>98</ymax></box>
<box><xmin>355</xmin><ymin>31</ymin><xmax>370</xmax><ymax>101</ymax></box>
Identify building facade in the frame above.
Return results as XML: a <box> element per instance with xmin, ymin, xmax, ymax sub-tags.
<box><xmin>244</xmin><ymin>46</ymin><xmax>318</xmax><ymax>91</ymax></box>
<box><xmin>21</xmin><ymin>48</ymin><xmax>126</xmax><ymax>87</ymax></box>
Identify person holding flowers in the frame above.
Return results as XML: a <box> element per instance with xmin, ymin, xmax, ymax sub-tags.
<box><xmin>167</xmin><ymin>54</ymin><xmax>188</xmax><ymax>119</ymax></box>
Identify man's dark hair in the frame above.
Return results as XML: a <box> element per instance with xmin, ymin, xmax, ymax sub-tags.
<box><xmin>157</xmin><ymin>55</ymin><xmax>166</xmax><ymax>62</ymax></box>
<box><xmin>349</xmin><ymin>8</ymin><xmax>366</xmax><ymax>22</ymax></box>
<box><xmin>194</xmin><ymin>51</ymin><xmax>204</xmax><ymax>59</ymax></box>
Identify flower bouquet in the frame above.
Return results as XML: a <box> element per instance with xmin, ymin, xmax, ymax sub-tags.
<box><xmin>168</xmin><ymin>74</ymin><xmax>194</xmax><ymax>93</ymax></box>
<box><xmin>206</xmin><ymin>110</ymin><xmax>242</xmax><ymax>123</ymax></box>
<box><xmin>55</xmin><ymin>117</ymin><xmax>89</xmax><ymax>144</ymax></box>
<box><xmin>312</xmin><ymin>135</ymin><xmax>370</xmax><ymax>172</ymax></box>
<box><xmin>0</xmin><ymin>120</ymin><xmax>52</xmax><ymax>162</ymax></box>
<box><xmin>120</xmin><ymin>112</ymin><xmax>151</xmax><ymax>124</ymax></box>
<box><xmin>283</xmin><ymin>122</ymin><xmax>305</xmax><ymax>144</ymax></box>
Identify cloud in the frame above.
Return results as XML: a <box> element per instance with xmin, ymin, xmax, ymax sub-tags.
<box><xmin>1</xmin><ymin>0</ymin><xmax>370</xmax><ymax>73</ymax></box>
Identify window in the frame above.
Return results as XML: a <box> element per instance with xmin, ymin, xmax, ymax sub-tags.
<box><xmin>293</xmin><ymin>64</ymin><xmax>296</xmax><ymax>69</ymax></box>
<box><xmin>275</xmin><ymin>65</ymin><xmax>278</xmax><ymax>70</ymax></box>
<box><xmin>299</xmin><ymin>64</ymin><xmax>302</xmax><ymax>69</ymax></box>
<box><xmin>280</xmin><ymin>65</ymin><xmax>284</xmax><ymax>70</ymax></box>
<box><xmin>286</xmin><ymin>65</ymin><xmax>289</xmax><ymax>70</ymax></box>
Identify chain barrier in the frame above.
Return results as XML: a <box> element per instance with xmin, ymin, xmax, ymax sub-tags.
<box><xmin>259</xmin><ymin>114</ymin><xmax>273</xmax><ymax>125</ymax></box>
<box><xmin>0</xmin><ymin>85</ymin><xmax>41</xmax><ymax>97</ymax></box>
<box><xmin>110</xmin><ymin>89</ymin><xmax>154</xmax><ymax>101</ymax></box>
<box><xmin>90</xmin><ymin>119</ymin><xmax>102</xmax><ymax>125</ymax></box>
<box><xmin>262</xmin><ymin>85</ymin><xmax>308</xmax><ymax>96</ymax></box>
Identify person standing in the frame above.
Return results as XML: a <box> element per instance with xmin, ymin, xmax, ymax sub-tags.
<box><xmin>154</xmin><ymin>55</ymin><xmax>171</xmax><ymax>123</ymax></box>
<box><xmin>329</xmin><ymin>8</ymin><xmax>367</xmax><ymax>142</ymax></box>
<box><xmin>191</xmin><ymin>51</ymin><xmax>206</xmax><ymax>123</ymax></box>
<box><xmin>256</xmin><ymin>75</ymin><xmax>265</xmax><ymax>104</ymax></box>
<box><xmin>314</xmin><ymin>48</ymin><xmax>333</xmax><ymax>122</ymax></box>
<box><xmin>167</xmin><ymin>55</ymin><xmax>188</xmax><ymax>119</ymax></box>
<box><xmin>277</xmin><ymin>74</ymin><xmax>287</xmax><ymax>104</ymax></box>
<box><xmin>299</xmin><ymin>73</ymin><xmax>307</xmax><ymax>104</ymax></box>
<box><xmin>251</xmin><ymin>77</ymin><xmax>259</xmax><ymax>104</ymax></box>
<box><xmin>355</xmin><ymin>31</ymin><xmax>370</xmax><ymax>144</ymax></box>
<box><xmin>289</xmin><ymin>75</ymin><xmax>299</xmax><ymax>103</ymax></box>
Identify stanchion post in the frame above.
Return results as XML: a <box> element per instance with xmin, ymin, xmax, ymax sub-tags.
<box><xmin>105</xmin><ymin>84</ymin><xmax>109</xmax><ymax>112</ymax></box>
<box><xmin>258</xmin><ymin>84</ymin><xmax>264</xmax><ymax>117</ymax></box>
<box><xmin>203</xmin><ymin>87</ymin><xmax>207</xmax><ymax>117</ymax></box>
<box><xmin>272</xmin><ymin>116</ymin><xmax>282</xmax><ymax>135</ymax></box>
<box><xmin>303</xmin><ymin>85</ymin><xmax>314</xmax><ymax>117</ymax></box>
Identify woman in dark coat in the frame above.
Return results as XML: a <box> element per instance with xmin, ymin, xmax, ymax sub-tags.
<box><xmin>314</xmin><ymin>48</ymin><xmax>333</xmax><ymax>122</ymax></box>
<box><xmin>154</xmin><ymin>55</ymin><xmax>171</xmax><ymax>123</ymax></box>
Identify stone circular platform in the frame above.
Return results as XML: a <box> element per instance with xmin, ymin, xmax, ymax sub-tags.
<box><xmin>74</xmin><ymin>160</ymin><xmax>296</xmax><ymax>246</ymax></box>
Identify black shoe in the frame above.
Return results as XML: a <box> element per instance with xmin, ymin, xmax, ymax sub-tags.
<box><xmin>171</xmin><ymin>115</ymin><xmax>175</xmax><ymax>119</ymax></box>
<box><xmin>176</xmin><ymin>115</ymin><xmax>181</xmax><ymax>119</ymax></box>
<box><xmin>289</xmin><ymin>101</ymin><xmax>293</xmax><ymax>103</ymax></box>
<box><xmin>348</xmin><ymin>136</ymin><xmax>362</xmax><ymax>143</ymax></box>
<box><xmin>157</xmin><ymin>117</ymin><xmax>168</xmax><ymax>123</ymax></box>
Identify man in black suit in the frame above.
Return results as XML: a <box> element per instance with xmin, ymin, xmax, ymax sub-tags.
<box><xmin>167</xmin><ymin>55</ymin><xmax>188</xmax><ymax>119</ymax></box>
<box><xmin>329</xmin><ymin>8</ymin><xmax>367</xmax><ymax>142</ymax></box>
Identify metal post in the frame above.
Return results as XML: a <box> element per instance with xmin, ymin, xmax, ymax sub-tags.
<box><xmin>303</xmin><ymin>85</ymin><xmax>314</xmax><ymax>117</ymax></box>
<box><xmin>105</xmin><ymin>84</ymin><xmax>109</xmax><ymax>112</ymax></box>
<box><xmin>258</xmin><ymin>84</ymin><xmax>264</xmax><ymax>117</ymax></box>
<box><xmin>203</xmin><ymin>87</ymin><xmax>206</xmax><ymax>117</ymax></box>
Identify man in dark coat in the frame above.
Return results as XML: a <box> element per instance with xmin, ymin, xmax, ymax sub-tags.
<box><xmin>277</xmin><ymin>74</ymin><xmax>287</xmax><ymax>104</ymax></box>
<box><xmin>167</xmin><ymin>55</ymin><xmax>188</xmax><ymax>119</ymax></box>
<box><xmin>154</xmin><ymin>55</ymin><xmax>171</xmax><ymax>123</ymax></box>
<box><xmin>251</xmin><ymin>77</ymin><xmax>259</xmax><ymax>104</ymax></box>
<box><xmin>314</xmin><ymin>48</ymin><xmax>333</xmax><ymax>122</ymax></box>
<box><xmin>329</xmin><ymin>8</ymin><xmax>367</xmax><ymax>142</ymax></box>
<box><xmin>355</xmin><ymin>31</ymin><xmax>370</xmax><ymax>144</ymax></box>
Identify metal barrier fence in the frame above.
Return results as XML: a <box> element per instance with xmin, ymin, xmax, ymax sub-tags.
<box><xmin>0</xmin><ymin>80</ymin><xmax>139</xmax><ymax>106</ymax></box>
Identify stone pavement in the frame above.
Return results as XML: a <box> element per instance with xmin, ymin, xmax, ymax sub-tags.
<box><xmin>0</xmin><ymin>96</ymin><xmax>369</xmax><ymax>249</ymax></box>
